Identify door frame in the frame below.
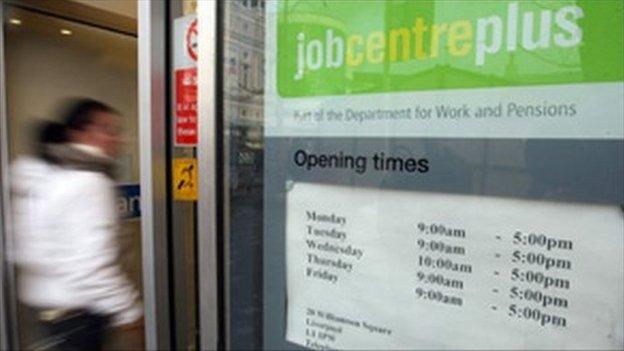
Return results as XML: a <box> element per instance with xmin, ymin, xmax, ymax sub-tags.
<box><xmin>0</xmin><ymin>2</ymin><xmax>11</xmax><ymax>349</ymax></box>
<box><xmin>196</xmin><ymin>1</ymin><xmax>220</xmax><ymax>349</ymax></box>
<box><xmin>137</xmin><ymin>1</ymin><xmax>173</xmax><ymax>349</ymax></box>
<box><xmin>0</xmin><ymin>3</ymin><xmax>20</xmax><ymax>349</ymax></box>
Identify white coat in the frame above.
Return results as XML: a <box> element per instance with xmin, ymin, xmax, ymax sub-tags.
<box><xmin>9</xmin><ymin>152</ymin><xmax>142</xmax><ymax>326</ymax></box>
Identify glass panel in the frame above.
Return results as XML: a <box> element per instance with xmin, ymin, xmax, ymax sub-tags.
<box><xmin>222</xmin><ymin>0</ymin><xmax>623</xmax><ymax>350</ymax></box>
<box><xmin>222</xmin><ymin>0</ymin><xmax>265</xmax><ymax>349</ymax></box>
<box><xmin>3</xmin><ymin>5</ymin><xmax>144</xmax><ymax>349</ymax></box>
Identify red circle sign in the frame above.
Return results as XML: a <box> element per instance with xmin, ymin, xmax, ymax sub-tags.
<box><xmin>186</xmin><ymin>19</ymin><xmax>198</xmax><ymax>62</ymax></box>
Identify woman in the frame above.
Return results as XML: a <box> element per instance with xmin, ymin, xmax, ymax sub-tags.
<box><xmin>11</xmin><ymin>99</ymin><xmax>142</xmax><ymax>350</ymax></box>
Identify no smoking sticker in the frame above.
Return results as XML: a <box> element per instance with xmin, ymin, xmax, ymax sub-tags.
<box><xmin>186</xmin><ymin>19</ymin><xmax>198</xmax><ymax>62</ymax></box>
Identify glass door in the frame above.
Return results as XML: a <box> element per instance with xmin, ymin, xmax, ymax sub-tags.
<box><xmin>221</xmin><ymin>1</ymin><xmax>265</xmax><ymax>349</ymax></box>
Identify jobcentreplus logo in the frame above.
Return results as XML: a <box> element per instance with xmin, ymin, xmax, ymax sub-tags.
<box><xmin>293</xmin><ymin>2</ymin><xmax>583</xmax><ymax>81</ymax></box>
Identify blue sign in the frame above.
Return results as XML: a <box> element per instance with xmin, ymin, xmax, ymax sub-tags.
<box><xmin>117</xmin><ymin>183</ymin><xmax>141</xmax><ymax>220</ymax></box>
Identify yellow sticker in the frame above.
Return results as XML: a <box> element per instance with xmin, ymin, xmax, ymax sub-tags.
<box><xmin>173</xmin><ymin>158</ymin><xmax>198</xmax><ymax>201</ymax></box>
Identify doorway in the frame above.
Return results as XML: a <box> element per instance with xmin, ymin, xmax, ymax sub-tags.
<box><xmin>1</xmin><ymin>2</ymin><xmax>143</xmax><ymax>349</ymax></box>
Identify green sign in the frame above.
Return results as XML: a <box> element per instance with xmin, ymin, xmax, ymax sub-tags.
<box><xmin>277</xmin><ymin>0</ymin><xmax>624</xmax><ymax>97</ymax></box>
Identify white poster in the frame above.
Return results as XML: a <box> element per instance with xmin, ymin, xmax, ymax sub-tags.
<box><xmin>286</xmin><ymin>182</ymin><xmax>624</xmax><ymax>350</ymax></box>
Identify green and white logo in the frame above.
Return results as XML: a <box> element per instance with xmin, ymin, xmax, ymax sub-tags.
<box><xmin>277</xmin><ymin>0</ymin><xmax>623</xmax><ymax>97</ymax></box>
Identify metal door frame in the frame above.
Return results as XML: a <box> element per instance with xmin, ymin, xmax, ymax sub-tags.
<box><xmin>197</xmin><ymin>1</ymin><xmax>220</xmax><ymax>350</ymax></box>
<box><xmin>0</xmin><ymin>2</ymin><xmax>10</xmax><ymax>349</ymax></box>
<box><xmin>137</xmin><ymin>1</ymin><xmax>173</xmax><ymax>349</ymax></box>
<box><xmin>0</xmin><ymin>3</ymin><xmax>20</xmax><ymax>349</ymax></box>
<box><xmin>140</xmin><ymin>1</ymin><xmax>221</xmax><ymax>348</ymax></box>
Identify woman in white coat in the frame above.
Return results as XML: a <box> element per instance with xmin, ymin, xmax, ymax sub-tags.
<box><xmin>11</xmin><ymin>99</ymin><xmax>143</xmax><ymax>350</ymax></box>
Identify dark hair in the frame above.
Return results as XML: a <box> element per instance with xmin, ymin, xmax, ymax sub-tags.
<box><xmin>61</xmin><ymin>98</ymin><xmax>118</xmax><ymax>131</ymax></box>
<box><xmin>33</xmin><ymin>98</ymin><xmax>117</xmax><ymax>163</ymax></box>
<box><xmin>35</xmin><ymin>121</ymin><xmax>66</xmax><ymax>163</ymax></box>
